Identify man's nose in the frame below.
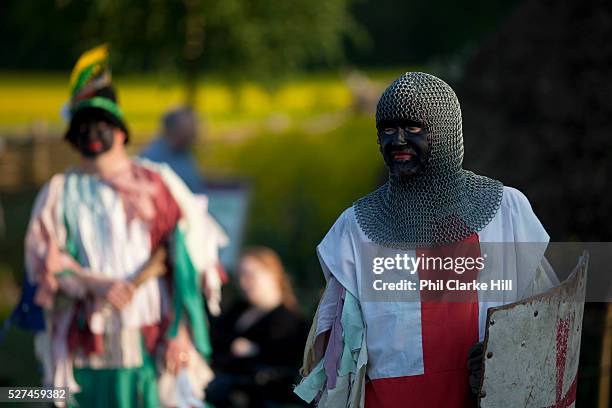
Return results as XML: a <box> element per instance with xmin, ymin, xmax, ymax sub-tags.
<box><xmin>86</xmin><ymin>129</ymin><xmax>97</xmax><ymax>141</ymax></box>
<box><xmin>393</xmin><ymin>128</ymin><xmax>408</xmax><ymax>145</ymax></box>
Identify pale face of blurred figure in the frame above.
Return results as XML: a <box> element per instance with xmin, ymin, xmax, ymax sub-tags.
<box><xmin>238</xmin><ymin>255</ymin><xmax>283</xmax><ymax>311</ymax></box>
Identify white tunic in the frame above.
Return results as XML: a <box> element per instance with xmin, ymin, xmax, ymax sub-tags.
<box><xmin>315</xmin><ymin>186</ymin><xmax>559</xmax><ymax>380</ymax></box>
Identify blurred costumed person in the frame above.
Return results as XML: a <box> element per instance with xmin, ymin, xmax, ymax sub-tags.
<box><xmin>22</xmin><ymin>45</ymin><xmax>224</xmax><ymax>407</ymax></box>
<box><xmin>294</xmin><ymin>72</ymin><xmax>560</xmax><ymax>407</ymax></box>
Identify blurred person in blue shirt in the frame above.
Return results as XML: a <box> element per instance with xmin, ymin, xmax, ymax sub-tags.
<box><xmin>140</xmin><ymin>107</ymin><xmax>206</xmax><ymax>193</ymax></box>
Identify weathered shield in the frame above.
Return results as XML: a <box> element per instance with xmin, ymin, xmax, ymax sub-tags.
<box><xmin>479</xmin><ymin>252</ymin><xmax>588</xmax><ymax>408</ymax></box>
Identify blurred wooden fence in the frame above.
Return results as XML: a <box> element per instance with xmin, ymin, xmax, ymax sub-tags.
<box><xmin>0</xmin><ymin>133</ymin><xmax>76</xmax><ymax>192</ymax></box>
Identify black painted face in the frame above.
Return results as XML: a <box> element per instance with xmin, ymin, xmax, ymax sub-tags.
<box><xmin>75</xmin><ymin>120</ymin><xmax>116</xmax><ymax>158</ymax></box>
<box><xmin>377</xmin><ymin>119</ymin><xmax>430</xmax><ymax>179</ymax></box>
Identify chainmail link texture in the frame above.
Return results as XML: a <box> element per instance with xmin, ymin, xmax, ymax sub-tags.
<box><xmin>354</xmin><ymin>72</ymin><xmax>503</xmax><ymax>248</ymax></box>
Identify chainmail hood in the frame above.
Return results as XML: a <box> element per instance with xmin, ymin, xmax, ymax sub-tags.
<box><xmin>354</xmin><ymin>72</ymin><xmax>503</xmax><ymax>247</ymax></box>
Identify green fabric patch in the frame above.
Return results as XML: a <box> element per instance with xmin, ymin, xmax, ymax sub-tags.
<box><xmin>71</xmin><ymin>96</ymin><xmax>124</xmax><ymax>120</ymax></box>
<box><xmin>168</xmin><ymin>227</ymin><xmax>212</xmax><ymax>358</ymax></box>
<box><xmin>293</xmin><ymin>359</ymin><xmax>326</xmax><ymax>403</ymax></box>
<box><xmin>56</xmin><ymin>268</ymin><xmax>76</xmax><ymax>278</ymax></box>
<box><xmin>71</xmin><ymin>343</ymin><xmax>158</xmax><ymax>408</ymax></box>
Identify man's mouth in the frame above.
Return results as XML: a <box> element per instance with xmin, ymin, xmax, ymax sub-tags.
<box><xmin>391</xmin><ymin>150</ymin><xmax>416</xmax><ymax>162</ymax></box>
<box><xmin>88</xmin><ymin>140</ymin><xmax>103</xmax><ymax>151</ymax></box>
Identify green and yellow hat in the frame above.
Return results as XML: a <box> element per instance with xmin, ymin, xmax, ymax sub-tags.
<box><xmin>64</xmin><ymin>44</ymin><xmax>129</xmax><ymax>144</ymax></box>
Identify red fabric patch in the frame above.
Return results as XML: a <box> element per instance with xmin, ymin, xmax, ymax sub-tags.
<box><xmin>131</xmin><ymin>165</ymin><xmax>182</xmax><ymax>249</ymax></box>
<box><xmin>135</xmin><ymin>165</ymin><xmax>180</xmax><ymax>352</ymax></box>
<box><xmin>141</xmin><ymin>318</ymin><xmax>170</xmax><ymax>355</ymax></box>
<box><xmin>217</xmin><ymin>263</ymin><xmax>229</xmax><ymax>284</ymax></box>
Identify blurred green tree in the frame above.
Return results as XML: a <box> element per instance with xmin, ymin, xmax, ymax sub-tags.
<box><xmin>0</xmin><ymin>0</ymin><xmax>362</xmax><ymax>104</ymax></box>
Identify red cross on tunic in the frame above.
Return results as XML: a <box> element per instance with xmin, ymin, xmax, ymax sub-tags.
<box><xmin>543</xmin><ymin>315</ymin><xmax>578</xmax><ymax>408</ymax></box>
<box><xmin>365</xmin><ymin>234</ymin><xmax>481</xmax><ymax>408</ymax></box>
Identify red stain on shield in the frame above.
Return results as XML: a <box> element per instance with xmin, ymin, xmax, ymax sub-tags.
<box><xmin>543</xmin><ymin>314</ymin><xmax>577</xmax><ymax>408</ymax></box>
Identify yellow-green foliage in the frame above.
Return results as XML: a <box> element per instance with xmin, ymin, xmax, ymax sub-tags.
<box><xmin>0</xmin><ymin>73</ymin><xmax>353</xmax><ymax>139</ymax></box>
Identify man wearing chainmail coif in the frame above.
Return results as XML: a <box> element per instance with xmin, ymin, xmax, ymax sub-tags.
<box><xmin>294</xmin><ymin>72</ymin><xmax>560</xmax><ymax>407</ymax></box>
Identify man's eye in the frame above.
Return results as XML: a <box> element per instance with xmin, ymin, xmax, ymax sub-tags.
<box><xmin>384</xmin><ymin>128</ymin><xmax>396</xmax><ymax>134</ymax></box>
<box><xmin>405</xmin><ymin>126</ymin><xmax>422</xmax><ymax>133</ymax></box>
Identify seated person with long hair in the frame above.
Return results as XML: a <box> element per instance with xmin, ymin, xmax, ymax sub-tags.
<box><xmin>207</xmin><ymin>246</ymin><xmax>308</xmax><ymax>407</ymax></box>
